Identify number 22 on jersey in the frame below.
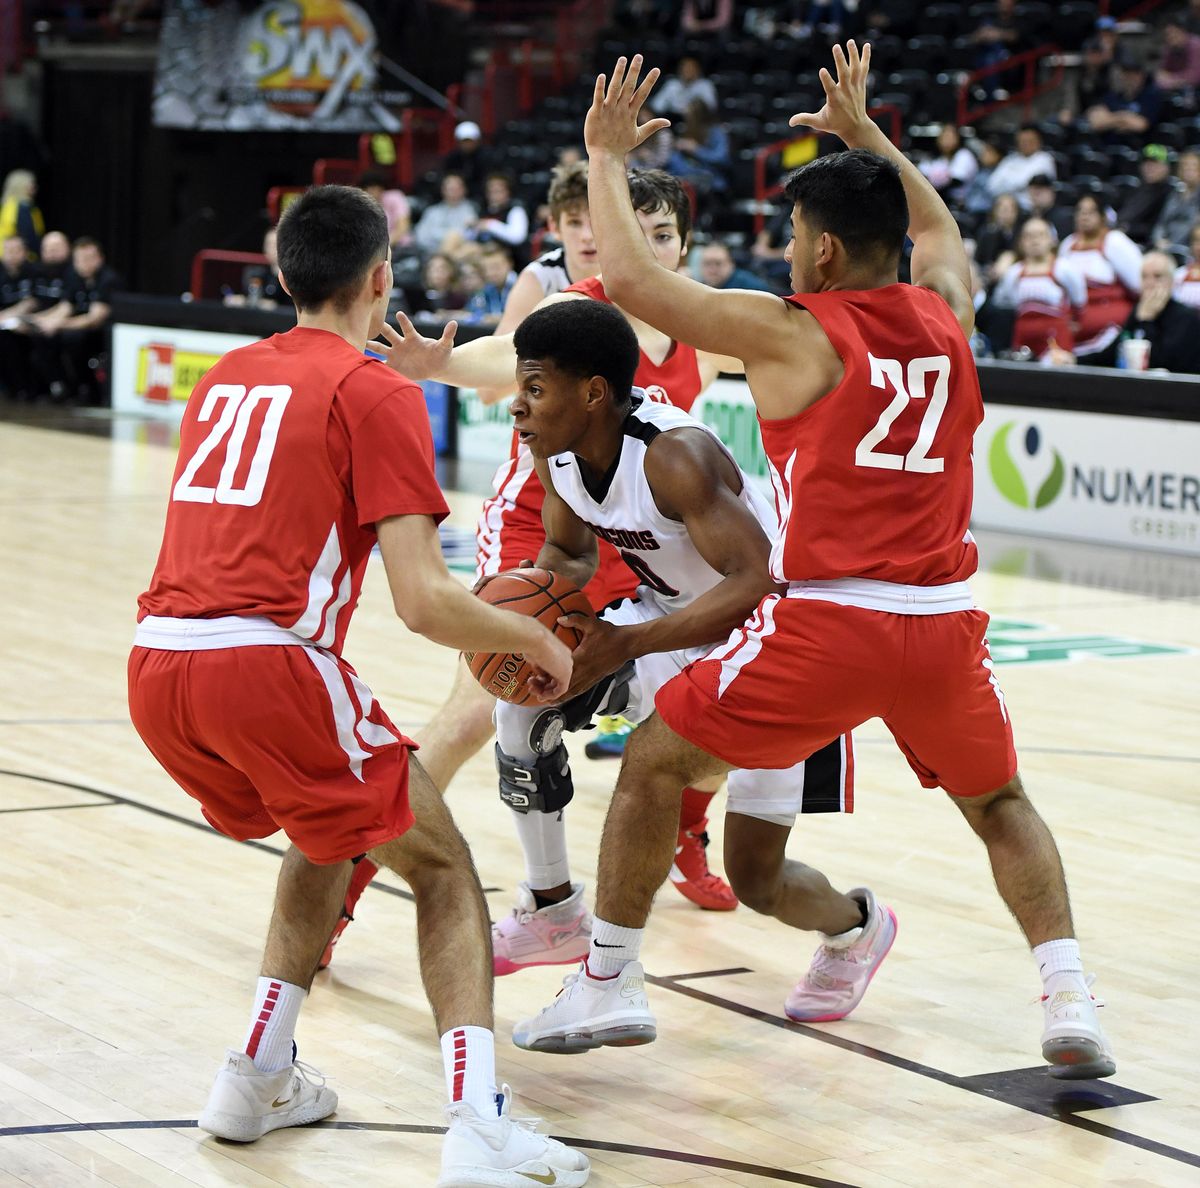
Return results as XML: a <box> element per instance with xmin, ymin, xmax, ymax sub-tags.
<box><xmin>172</xmin><ymin>384</ymin><xmax>291</xmax><ymax>506</ymax></box>
<box><xmin>855</xmin><ymin>353</ymin><xmax>950</xmax><ymax>474</ymax></box>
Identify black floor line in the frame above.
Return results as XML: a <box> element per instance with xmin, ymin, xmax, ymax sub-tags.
<box><xmin>0</xmin><ymin>801</ymin><xmax>120</xmax><ymax>814</ymax></box>
<box><xmin>649</xmin><ymin>973</ymin><xmax>1200</xmax><ymax>1171</ymax></box>
<box><xmin>0</xmin><ymin>1118</ymin><xmax>856</xmax><ymax>1184</ymax></box>
<box><xmin>4</xmin><ymin>767</ymin><xmax>1196</xmax><ymax>1173</ymax></box>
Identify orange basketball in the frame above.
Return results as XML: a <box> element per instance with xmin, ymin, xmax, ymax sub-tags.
<box><xmin>464</xmin><ymin>568</ymin><xmax>593</xmax><ymax>704</ymax></box>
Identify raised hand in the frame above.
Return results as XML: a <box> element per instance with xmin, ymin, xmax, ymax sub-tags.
<box><xmin>375</xmin><ymin>311</ymin><xmax>457</xmax><ymax>381</ymax></box>
<box><xmin>789</xmin><ymin>40</ymin><xmax>872</xmax><ymax>143</ymax></box>
<box><xmin>585</xmin><ymin>54</ymin><xmax>672</xmax><ymax>158</ymax></box>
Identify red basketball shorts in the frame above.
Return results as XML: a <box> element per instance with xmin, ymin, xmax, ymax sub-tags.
<box><xmin>656</xmin><ymin>595</ymin><xmax>1017</xmax><ymax>798</ymax></box>
<box><xmin>475</xmin><ymin>491</ymin><xmax>638</xmax><ymax>612</ymax></box>
<box><xmin>128</xmin><ymin>644</ymin><xmax>416</xmax><ymax>863</ymax></box>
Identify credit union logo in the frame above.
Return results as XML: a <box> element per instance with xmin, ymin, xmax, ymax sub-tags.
<box><xmin>989</xmin><ymin>421</ymin><xmax>1065</xmax><ymax>510</ymax></box>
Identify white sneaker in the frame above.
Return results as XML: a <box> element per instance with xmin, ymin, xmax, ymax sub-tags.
<box><xmin>1041</xmin><ymin>972</ymin><xmax>1116</xmax><ymax>1079</ymax></box>
<box><xmin>512</xmin><ymin>961</ymin><xmax>656</xmax><ymax>1054</ymax></box>
<box><xmin>492</xmin><ymin>883</ymin><xmax>592</xmax><ymax>977</ymax></box>
<box><xmin>784</xmin><ymin>888</ymin><xmax>897</xmax><ymax>1022</ymax></box>
<box><xmin>198</xmin><ymin>1049</ymin><xmax>336</xmax><ymax>1141</ymax></box>
<box><xmin>437</xmin><ymin>1085</ymin><xmax>590</xmax><ymax>1187</ymax></box>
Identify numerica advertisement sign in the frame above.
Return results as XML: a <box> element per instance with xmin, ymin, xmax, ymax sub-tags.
<box><xmin>972</xmin><ymin>404</ymin><xmax>1200</xmax><ymax>557</ymax></box>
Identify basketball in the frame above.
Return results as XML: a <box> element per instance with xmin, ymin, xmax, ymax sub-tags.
<box><xmin>464</xmin><ymin>568</ymin><xmax>593</xmax><ymax>704</ymax></box>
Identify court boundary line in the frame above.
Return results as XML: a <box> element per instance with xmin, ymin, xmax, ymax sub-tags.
<box><xmin>4</xmin><ymin>768</ymin><xmax>1196</xmax><ymax>1172</ymax></box>
<box><xmin>0</xmin><ymin>802</ymin><xmax>120</xmax><ymax>814</ymax></box>
<box><xmin>0</xmin><ymin>1118</ymin><xmax>856</xmax><ymax>1185</ymax></box>
<box><xmin>649</xmin><ymin>973</ymin><xmax>1200</xmax><ymax>1171</ymax></box>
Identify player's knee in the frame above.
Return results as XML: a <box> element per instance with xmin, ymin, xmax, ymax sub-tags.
<box><xmin>496</xmin><ymin>741</ymin><xmax>574</xmax><ymax>814</ymax></box>
<box><xmin>620</xmin><ymin>714</ymin><xmax>704</xmax><ymax>794</ymax></box>
<box><xmin>950</xmin><ymin>771</ymin><xmax>1027</xmax><ymax>831</ymax></box>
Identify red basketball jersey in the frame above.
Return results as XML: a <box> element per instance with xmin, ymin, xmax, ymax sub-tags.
<box><xmin>762</xmin><ymin>285</ymin><xmax>981</xmax><ymax>586</ymax></box>
<box><xmin>564</xmin><ymin>276</ymin><xmax>703</xmax><ymax>411</ymax></box>
<box><xmin>139</xmin><ymin>327</ymin><xmax>449</xmax><ymax>656</ymax></box>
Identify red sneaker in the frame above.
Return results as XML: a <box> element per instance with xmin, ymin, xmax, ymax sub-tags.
<box><xmin>667</xmin><ymin>820</ymin><xmax>737</xmax><ymax>911</ymax></box>
<box><xmin>318</xmin><ymin>857</ymin><xmax>379</xmax><ymax>970</ymax></box>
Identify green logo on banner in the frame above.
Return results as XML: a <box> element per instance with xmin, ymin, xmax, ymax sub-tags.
<box><xmin>988</xmin><ymin>618</ymin><xmax>1187</xmax><ymax>666</ymax></box>
<box><xmin>989</xmin><ymin>421</ymin><xmax>1065</xmax><ymax>509</ymax></box>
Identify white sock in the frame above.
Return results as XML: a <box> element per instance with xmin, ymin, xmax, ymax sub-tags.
<box><xmin>441</xmin><ymin>1026</ymin><xmax>499</xmax><ymax>1117</ymax></box>
<box><xmin>242</xmin><ymin>977</ymin><xmax>305</xmax><ymax>1073</ymax></box>
<box><xmin>510</xmin><ymin>807</ymin><xmax>571</xmax><ymax>890</ymax></box>
<box><xmin>587</xmin><ymin>917</ymin><xmax>643</xmax><ymax>979</ymax></box>
<box><xmin>1033</xmin><ymin>938</ymin><xmax>1084</xmax><ymax>987</ymax></box>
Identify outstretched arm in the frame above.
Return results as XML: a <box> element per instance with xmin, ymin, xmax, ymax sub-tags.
<box><xmin>584</xmin><ymin>56</ymin><xmax>796</xmax><ymax>368</ymax></box>
<box><xmin>790</xmin><ymin>41</ymin><xmax>974</xmax><ymax>334</ymax></box>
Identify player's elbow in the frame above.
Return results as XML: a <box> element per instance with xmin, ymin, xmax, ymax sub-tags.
<box><xmin>392</xmin><ymin>585</ymin><xmax>442</xmax><ymax>636</ymax></box>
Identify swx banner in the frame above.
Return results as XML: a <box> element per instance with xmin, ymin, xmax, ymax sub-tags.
<box><xmin>154</xmin><ymin>0</ymin><xmax>409</xmax><ymax>131</ymax></box>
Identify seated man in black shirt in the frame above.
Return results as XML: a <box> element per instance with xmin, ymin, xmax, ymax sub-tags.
<box><xmin>32</xmin><ymin>230</ymin><xmax>71</xmax><ymax>310</ymax></box>
<box><xmin>0</xmin><ymin>233</ymin><xmax>37</xmax><ymax>399</ymax></box>
<box><xmin>1121</xmin><ymin>250</ymin><xmax>1200</xmax><ymax>374</ymax></box>
<box><xmin>27</xmin><ymin>236</ymin><xmax>122</xmax><ymax>403</ymax></box>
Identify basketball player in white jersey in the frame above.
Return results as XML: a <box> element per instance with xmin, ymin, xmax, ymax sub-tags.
<box><xmin>484</xmin><ymin>298</ymin><xmax>861</xmax><ymax>992</ymax></box>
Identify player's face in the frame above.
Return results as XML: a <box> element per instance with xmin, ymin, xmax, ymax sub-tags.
<box><xmin>635</xmin><ymin>205</ymin><xmax>684</xmax><ymax>271</ymax></box>
<box><xmin>551</xmin><ymin>206</ymin><xmax>598</xmax><ymax>277</ymax></box>
<box><xmin>511</xmin><ymin>358</ymin><xmax>590</xmax><ymax>459</ymax></box>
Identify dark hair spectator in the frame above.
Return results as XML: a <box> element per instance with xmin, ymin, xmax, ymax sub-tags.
<box><xmin>1153</xmin><ymin>151</ymin><xmax>1200</xmax><ymax>255</ymax></box>
<box><xmin>1060</xmin><ymin>37</ymin><xmax>1114</xmax><ymax>126</ymax></box>
<box><xmin>224</xmin><ymin>227</ymin><xmax>284</xmax><ymax>309</ymax></box>
<box><xmin>411</xmin><ymin>251</ymin><xmax>467</xmax><ymax>318</ymax></box>
<box><xmin>961</xmin><ymin>141</ymin><xmax>1004</xmax><ymax>219</ymax></box>
<box><xmin>1119</xmin><ymin>250</ymin><xmax>1200</xmax><ymax>372</ymax></box>
<box><xmin>1119</xmin><ymin>145</ymin><xmax>1175</xmax><ymax>248</ymax></box>
<box><xmin>467</xmin><ymin>244</ymin><xmax>517</xmax><ymax>325</ymax></box>
<box><xmin>1086</xmin><ymin>53</ymin><xmax>1163</xmax><ymax>142</ymax></box>
<box><xmin>413</xmin><ymin>173</ymin><xmax>478</xmax><ymax>258</ymax></box>
<box><xmin>697</xmin><ymin>240</ymin><xmax>771</xmax><ymax>291</ymax></box>
<box><xmin>918</xmin><ymin>126</ymin><xmax>979</xmax><ymax>205</ymax></box>
<box><xmin>665</xmin><ymin>99</ymin><xmax>731</xmax><ymax>194</ymax></box>
<box><xmin>975</xmin><ymin>193</ymin><xmax>1024</xmax><ymax>283</ymax></box>
<box><xmin>1156</xmin><ymin>16</ymin><xmax>1200</xmax><ymax>94</ymax></box>
<box><xmin>1024</xmin><ymin>175</ymin><xmax>1073</xmax><ymax>242</ymax></box>
<box><xmin>650</xmin><ymin>55</ymin><xmax>717</xmax><ymax>118</ymax></box>
<box><xmin>988</xmin><ymin>127</ymin><xmax>1057</xmax><ymax>201</ymax></box>
<box><xmin>969</xmin><ymin>0</ymin><xmax>1020</xmax><ymax>96</ymax></box>
<box><xmin>471</xmin><ymin>173</ymin><xmax>530</xmax><ymax>260</ymax></box>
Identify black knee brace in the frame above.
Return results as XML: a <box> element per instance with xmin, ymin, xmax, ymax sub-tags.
<box><xmin>496</xmin><ymin>742</ymin><xmax>574</xmax><ymax>814</ymax></box>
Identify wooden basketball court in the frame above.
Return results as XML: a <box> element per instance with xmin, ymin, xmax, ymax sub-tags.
<box><xmin>2</xmin><ymin>414</ymin><xmax>1198</xmax><ymax>1186</ymax></box>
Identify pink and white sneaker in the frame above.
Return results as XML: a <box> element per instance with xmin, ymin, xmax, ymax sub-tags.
<box><xmin>784</xmin><ymin>887</ymin><xmax>897</xmax><ymax>1022</ymax></box>
<box><xmin>492</xmin><ymin>882</ymin><xmax>592</xmax><ymax>977</ymax></box>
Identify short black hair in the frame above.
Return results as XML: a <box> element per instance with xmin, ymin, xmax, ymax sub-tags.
<box><xmin>276</xmin><ymin>185</ymin><xmax>388</xmax><ymax>314</ymax></box>
<box><xmin>783</xmin><ymin>149</ymin><xmax>907</xmax><ymax>264</ymax></box>
<box><xmin>628</xmin><ymin>168</ymin><xmax>692</xmax><ymax>247</ymax></box>
<box><xmin>513</xmin><ymin>299</ymin><xmax>640</xmax><ymax>406</ymax></box>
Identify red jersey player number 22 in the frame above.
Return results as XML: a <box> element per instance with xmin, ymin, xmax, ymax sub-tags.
<box><xmin>855</xmin><ymin>353</ymin><xmax>951</xmax><ymax>473</ymax></box>
<box><xmin>172</xmin><ymin>384</ymin><xmax>292</xmax><ymax>505</ymax></box>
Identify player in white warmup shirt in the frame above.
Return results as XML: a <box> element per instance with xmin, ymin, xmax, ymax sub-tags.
<box><xmin>486</xmin><ymin>297</ymin><xmax>856</xmax><ymax>985</ymax></box>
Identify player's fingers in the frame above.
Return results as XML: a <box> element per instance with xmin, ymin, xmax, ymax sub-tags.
<box><xmin>847</xmin><ymin>39</ymin><xmax>858</xmax><ymax>70</ymax></box>
<box><xmin>593</xmin><ymin>73</ymin><xmax>606</xmax><ymax>105</ymax></box>
<box><xmin>789</xmin><ymin>111</ymin><xmax>819</xmax><ymax>127</ymax></box>
<box><xmin>394</xmin><ymin>310</ymin><xmax>415</xmax><ymax>337</ymax></box>
<box><xmin>861</xmin><ymin>41</ymin><xmax>872</xmax><ymax>76</ymax></box>
<box><xmin>623</xmin><ymin>54</ymin><xmax>644</xmax><ymax>99</ymax></box>
<box><xmin>818</xmin><ymin>66</ymin><xmax>835</xmax><ymax>97</ymax></box>
<box><xmin>377</xmin><ymin>321</ymin><xmax>401</xmax><ymax>345</ymax></box>
<box><xmin>517</xmin><ymin>558</ymin><xmax>536</xmax><ymax>568</ymax></box>
<box><xmin>440</xmin><ymin>319</ymin><xmax>458</xmax><ymax>345</ymax></box>
<box><xmin>831</xmin><ymin>43</ymin><xmax>847</xmax><ymax>80</ymax></box>
<box><xmin>630</xmin><ymin>66</ymin><xmax>661</xmax><ymax>111</ymax></box>
<box><xmin>608</xmin><ymin>57</ymin><xmax>628</xmax><ymax>100</ymax></box>
<box><xmin>635</xmin><ymin>117</ymin><xmax>671</xmax><ymax>145</ymax></box>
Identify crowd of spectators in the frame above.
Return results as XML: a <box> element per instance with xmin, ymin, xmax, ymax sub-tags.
<box><xmin>0</xmin><ymin>167</ymin><xmax>122</xmax><ymax>403</ymax></box>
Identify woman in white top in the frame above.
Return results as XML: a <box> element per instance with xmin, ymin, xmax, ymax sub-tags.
<box><xmin>1173</xmin><ymin>222</ymin><xmax>1200</xmax><ymax>309</ymax></box>
<box><xmin>1058</xmin><ymin>193</ymin><xmax>1143</xmax><ymax>361</ymax></box>
<box><xmin>918</xmin><ymin>125</ymin><xmax>979</xmax><ymax>205</ymax></box>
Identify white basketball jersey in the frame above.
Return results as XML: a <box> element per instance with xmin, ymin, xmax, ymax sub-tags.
<box><xmin>546</xmin><ymin>392</ymin><xmax>777</xmax><ymax>614</ymax></box>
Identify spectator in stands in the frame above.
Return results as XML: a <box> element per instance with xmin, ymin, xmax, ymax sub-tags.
<box><xmin>750</xmin><ymin>206</ymin><xmax>794</xmax><ymax>288</ymax></box>
<box><xmin>471</xmin><ymin>172</ymin><xmax>530</xmax><ymax>261</ymax></box>
<box><xmin>1060</xmin><ymin>193</ymin><xmax>1143</xmax><ymax>365</ymax></box>
<box><xmin>1060</xmin><ymin>36</ymin><xmax>1114</xmax><ymax>126</ymax></box>
<box><xmin>961</xmin><ymin>140</ymin><xmax>1004</xmax><ymax>221</ymax></box>
<box><xmin>969</xmin><ymin>0</ymin><xmax>1020</xmax><ymax>93</ymax></box>
<box><xmin>651</xmin><ymin>55</ymin><xmax>717</xmax><ymax>119</ymax></box>
<box><xmin>0</xmin><ymin>234</ymin><xmax>37</xmax><ymax>399</ymax></box>
<box><xmin>1155</xmin><ymin>15</ymin><xmax>1200</xmax><ymax>95</ymax></box>
<box><xmin>918</xmin><ymin>125</ymin><xmax>978</xmax><ymax>206</ymax></box>
<box><xmin>698</xmin><ymin>241</ymin><xmax>772</xmax><ymax>292</ymax></box>
<box><xmin>1024</xmin><ymin>174</ymin><xmax>1073</xmax><ymax>241</ymax></box>
<box><xmin>1087</xmin><ymin>53</ymin><xmax>1164</xmax><ymax>141</ymax></box>
<box><xmin>665</xmin><ymin>99</ymin><xmax>731</xmax><ymax>194</ymax></box>
<box><xmin>788</xmin><ymin>1</ymin><xmax>848</xmax><ymax>39</ymax></box>
<box><xmin>0</xmin><ymin>170</ymin><xmax>43</xmax><ymax>257</ymax></box>
<box><xmin>1119</xmin><ymin>144</ymin><xmax>1175</xmax><ymax>248</ymax></box>
<box><xmin>442</xmin><ymin>121</ymin><xmax>495</xmax><ymax>202</ymax></box>
<box><xmin>410</xmin><ymin>252</ymin><xmax>467</xmax><ymax>319</ymax></box>
<box><xmin>27</xmin><ymin>236</ymin><xmax>122</xmax><ymax>403</ymax></box>
<box><xmin>33</xmin><ymin>231</ymin><xmax>71</xmax><ymax>312</ymax></box>
<box><xmin>224</xmin><ymin>227</ymin><xmax>283</xmax><ymax>309</ymax></box>
<box><xmin>1120</xmin><ymin>250</ymin><xmax>1200</xmax><ymax>372</ymax></box>
<box><xmin>1154</xmin><ymin>151</ymin><xmax>1200</xmax><ymax>255</ymax></box>
<box><xmin>359</xmin><ymin>169</ymin><xmax>412</xmax><ymax>248</ymax></box>
<box><xmin>975</xmin><ymin>193</ymin><xmax>1024</xmax><ymax>283</ymax></box>
<box><xmin>682</xmin><ymin>0</ymin><xmax>733</xmax><ymax>33</ymax></box>
<box><xmin>1173</xmin><ymin>222</ymin><xmax>1200</xmax><ymax>307</ymax></box>
<box><xmin>988</xmin><ymin>126</ymin><xmax>1057</xmax><ymax>199</ymax></box>
<box><xmin>466</xmin><ymin>244</ymin><xmax>516</xmax><ymax>325</ymax></box>
<box><xmin>992</xmin><ymin>218</ymin><xmax>1086</xmax><ymax>360</ymax></box>
<box><xmin>413</xmin><ymin>172</ymin><xmax>478</xmax><ymax>258</ymax></box>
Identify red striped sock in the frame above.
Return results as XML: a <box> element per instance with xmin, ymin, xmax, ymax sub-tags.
<box><xmin>440</xmin><ymin>1026</ymin><xmax>499</xmax><ymax>1117</ymax></box>
<box><xmin>679</xmin><ymin>786</ymin><xmax>717</xmax><ymax>832</ymax></box>
<box><xmin>242</xmin><ymin>977</ymin><xmax>305</xmax><ymax>1073</ymax></box>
